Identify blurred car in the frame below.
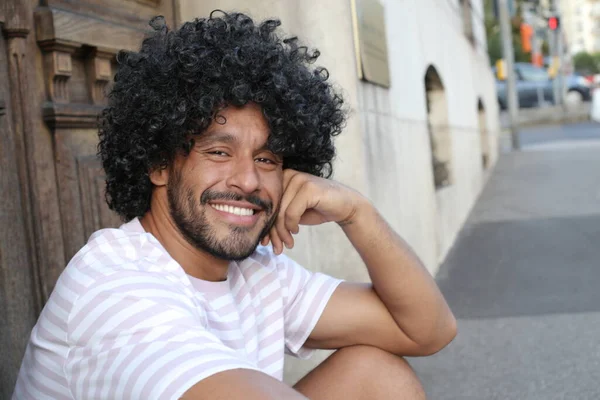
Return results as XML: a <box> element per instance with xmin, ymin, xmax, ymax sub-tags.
<box><xmin>495</xmin><ymin>62</ymin><xmax>592</xmax><ymax>109</ymax></box>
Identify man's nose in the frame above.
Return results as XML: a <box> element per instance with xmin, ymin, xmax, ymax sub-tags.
<box><xmin>226</xmin><ymin>158</ymin><xmax>261</xmax><ymax>193</ymax></box>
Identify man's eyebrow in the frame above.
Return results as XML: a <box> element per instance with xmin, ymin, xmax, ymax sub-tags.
<box><xmin>194</xmin><ymin>132</ymin><xmax>276</xmax><ymax>154</ymax></box>
<box><xmin>195</xmin><ymin>132</ymin><xmax>238</xmax><ymax>145</ymax></box>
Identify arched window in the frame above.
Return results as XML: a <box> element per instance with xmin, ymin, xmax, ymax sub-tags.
<box><xmin>425</xmin><ymin>66</ymin><xmax>452</xmax><ymax>189</ymax></box>
<box><xmin>478</xmin><ymin>98</ymin><xmax>490</xmax><ymax>169</ymax></box>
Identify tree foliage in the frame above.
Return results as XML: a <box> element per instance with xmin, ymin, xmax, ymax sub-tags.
<box><xmin>572</xmin><ymin>52</ymin><xmax>600</xmax><ymax>74</ymax></box>
<box><xmin>484</xmin><ymin>0</ymin><xmax>548</xmax><ymax>65</ymax></box>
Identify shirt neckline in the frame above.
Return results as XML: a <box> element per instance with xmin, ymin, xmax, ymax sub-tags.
<box><xmin>122</xmin><ymin>217</ymin><xmax>233</xmax><ymax>296</ymax></box>
<box><xmin>187</xmin><ymin>274</ymin><xmax>231</xmax><ymax>295</ymax></box>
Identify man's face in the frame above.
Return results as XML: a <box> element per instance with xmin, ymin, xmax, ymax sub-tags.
<box><xmin>167</xmin><ymin>103</ymin><xmax>283</xmax><ymax>261</ymax></box>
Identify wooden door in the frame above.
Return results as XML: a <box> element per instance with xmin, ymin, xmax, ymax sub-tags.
<box><xmin>0</xmin><ymin>0</ymin><xmax>177</xmax><ymax>394</ymax></box>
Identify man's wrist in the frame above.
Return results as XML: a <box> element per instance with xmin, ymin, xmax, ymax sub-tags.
<box><xmin>338</xmin><ymin>196</ymin><xmax>375</xmax><ymax>230</ymax></box>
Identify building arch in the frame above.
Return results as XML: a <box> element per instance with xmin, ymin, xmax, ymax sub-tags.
<box><xmin>478</xmin><ymin>98</ymin><xmax>490</xmax><ymax>169</ymax></box>
<box><xmin>425</xmin><ymin>65</ymin><xmax>452</xmax><ymax>189</ymax></box>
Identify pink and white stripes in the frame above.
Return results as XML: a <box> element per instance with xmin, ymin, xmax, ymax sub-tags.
<box><xmin>13</xmin><ymin>218</ymin><xmax>341</xmax><ymax>399</ymax></box>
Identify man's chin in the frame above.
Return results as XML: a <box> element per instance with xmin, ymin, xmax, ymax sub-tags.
<box><xmin>203</xmin><ymin>234</ymin><xmax>263</xmax><ymax>262</ymax></box>
<box><xmin>212</xmin><ymin>245</ymin><xmax>260</xmax><ymax>262</ymax></box>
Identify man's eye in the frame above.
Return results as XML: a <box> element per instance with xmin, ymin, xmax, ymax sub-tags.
<box><xmin>208</xmin><ymin>151</ymin><xmax>229</xmax><ymax>156</ymax></box>
<box><xmin>255</xmin><ymin>158</ymin><xmax>275</xmax><ymax>164</ymax></box>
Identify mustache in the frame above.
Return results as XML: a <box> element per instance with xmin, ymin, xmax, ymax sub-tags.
<box><xmin>200</xmin><ymin>189</ymin><xmax>273</xmax><ymax>213</ymax></box>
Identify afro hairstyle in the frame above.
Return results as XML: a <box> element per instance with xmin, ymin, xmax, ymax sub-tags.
<box><xmin>98</xmin><ymin>11</ymin><xmax>347</xmax><ymax>221</ymax></box>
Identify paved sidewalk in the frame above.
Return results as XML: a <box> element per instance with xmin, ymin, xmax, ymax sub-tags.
<box><xmin>409</xmin><ymin>124</ymin><xmax>600</xmax><ymax>399</ymax></box>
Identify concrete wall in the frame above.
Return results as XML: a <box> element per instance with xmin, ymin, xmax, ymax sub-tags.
<box><xmin>178</xmin><ymin>0</ymin><xmax>500</xmax><ymax>384</ymax></box>
<box><xmin>368</xmin><ymin>0</ymin><xmax>500</xmax><ymax>267</ymax></box>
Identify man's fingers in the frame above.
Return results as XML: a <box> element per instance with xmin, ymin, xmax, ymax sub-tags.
<box><xmin>275</xmin><ymin>215</ymin><xmax>295</xmax><ymax>250</ymax></box>
<box><xmin>276</xmin><ymin>176</ymin><xmax>307</xmax><ymax>249</ymax></box>
<box><xmin>269</xmin><ymin>227</ymin><xmax>284</xmax><ymax>255</ymax></box>
<box><xmin>261</xmin><ymin>234</ymin><xmax>270</xmax><ymax>246</ymax></box>
<box><xmin>283</xmin><ymin>196</ymin><xmax>306</xmax><ymax>234</ymax></box>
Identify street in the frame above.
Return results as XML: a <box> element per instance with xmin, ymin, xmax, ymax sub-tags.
<box><xmin>409</xmin><ymin>122</ymin><xmax>600</xmax><ymax>399</ymax></box>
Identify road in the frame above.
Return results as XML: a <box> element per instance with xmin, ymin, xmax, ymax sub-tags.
<box><xmin>408</xmin><ymin>122</ymin><xmax>600</xmax><ymax>400</ymax></box>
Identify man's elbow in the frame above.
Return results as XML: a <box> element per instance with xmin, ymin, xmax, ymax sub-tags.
<box><xmin>416</xmin><ymin>314</ymin><xmax>458</xmax><ymax>356</ymax></box>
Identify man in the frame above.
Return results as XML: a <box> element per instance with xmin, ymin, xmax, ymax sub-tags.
<box><xmin>13</xmin><ymin>11</ymin><xmax>456</xmax><ymax>400</ymax></box>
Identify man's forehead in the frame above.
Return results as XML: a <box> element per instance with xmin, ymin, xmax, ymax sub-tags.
<box><xmin>196</xmin><ymin>129</ymin><xmax>271</xmax><ymax>149</ymax></box>
<box><xmin>192</xmin><ymin>103</ymin><xmax>272</xmax><ymax>145</ymax></box>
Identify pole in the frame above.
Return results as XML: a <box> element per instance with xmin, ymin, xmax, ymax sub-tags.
<box><xmin>551</xmin><ymin>0</ymin><xmax>565</xmax><ymax>108</ymax></box>
<box><xmin>499</xmin><ymin>0</ymin><xmax>520</xmax><ymax>150</ymax></box>
<box><xmin>524</xmin><ymin>5</ymin><xmax>545</xmax><ymax>105</ymax></box>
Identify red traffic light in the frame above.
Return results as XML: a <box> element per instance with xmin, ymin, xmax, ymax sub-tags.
<box><xmin>548</xmin><ymin>16</ymin><xmax>559</xmax><ymax>30</ymax></box>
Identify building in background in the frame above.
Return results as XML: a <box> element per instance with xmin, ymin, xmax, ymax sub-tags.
<box><xmin>0</xmin><ymin>0</ymin><xmax>500</xmax><ymax>393</ymax></box>
<box><xmin>561</xmin><ymin>0</ymin><xmax>600</xmax><ymax>54</ymax></box>
<box><xmin>178</xmin><ymin>0</ymin><xmax>500</xmax><ymax>382</ymax></box>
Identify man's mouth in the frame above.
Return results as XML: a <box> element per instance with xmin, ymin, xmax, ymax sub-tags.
<box><xmin>209</xmin><ymin>204</ymin><xmax>257</xmax><ymax>216</ymax></box>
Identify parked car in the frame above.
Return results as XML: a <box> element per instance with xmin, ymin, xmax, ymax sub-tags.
<box><xmin>495</xmin><ymin>62</ymin><xmax>592</xmax><ymax>109</ymax></box>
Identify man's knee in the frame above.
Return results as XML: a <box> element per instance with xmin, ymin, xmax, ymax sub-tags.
<box><xmin>329</xmin><ymin>345</ymin><xmax>426</xmax><ymax>399</ymax></box>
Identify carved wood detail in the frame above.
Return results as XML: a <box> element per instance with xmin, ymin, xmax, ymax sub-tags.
<box><xmin>46</xmin><ymin>50</ymin><xmax>73</xmax><ymax>103</ymax></box>
<box><xmin>43</xmin><ymin>102</ymin><xmax>105</xmax><ymax>129</ymax></box>
<box><xmin>130</xmin><ymin>0</ymin><xmax>162</xmax><ymax>6</ymax></box>
<box><xmin>86</xmin><ymin>49</ymin><xmax>113</xmax><ymax>105</ymax></box>
<box><xmin>38</xmin><ymin>40</ymin><xmax>79</xmax><ymax>104</ymax></box>
<box><xmin>3</xmin><ymin>28</ymin><xmax>30</xmax><ymax>39</ymax></box>
<box><xmin>4</xmin><ymin>31</ymin><xmax>45</xmax><ymax>309</ymax></box>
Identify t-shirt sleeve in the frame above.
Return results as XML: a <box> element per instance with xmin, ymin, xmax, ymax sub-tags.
<box><xmin>275</xmin><ymin>253</ymin><xmax>343</xmax><ymax>359</ymax></box>
<box><xmin>65</xmin><ymin>270</ymin><xmax>258</xmax><ymax>400</ymax></box>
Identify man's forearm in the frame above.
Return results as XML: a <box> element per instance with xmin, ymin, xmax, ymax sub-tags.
<box><xmin>341</xmin><ymin>200</ymin><xmax>456</xmax><ymax>353</ymax></box>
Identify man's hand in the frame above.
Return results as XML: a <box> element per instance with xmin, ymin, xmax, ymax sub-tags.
<box><xmin>261</xmin><ymin>169</ymin><xmax>368</xmax><ymax>255</ymax></box>
<box><xmin>262</xmin><ymin>168</ymin><xmax>457</xmax><ymax>357</ymax></box>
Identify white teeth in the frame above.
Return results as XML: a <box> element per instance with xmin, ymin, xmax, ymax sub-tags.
<box><xmin>210</xmin><ymin>204</ymin><xmax>255</xmax><ymax>216</ymax></box>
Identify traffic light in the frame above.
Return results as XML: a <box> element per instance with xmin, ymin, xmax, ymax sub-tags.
<box><xmin>548</xmin><ymin>16</ymin><xmax>559</xmax><ymax>31</ymax></box>
<box><xmin>520</xmin><ymin>23</ymin><xmax>533</xmax><ymax>53</ymax></box>
<box><xmin>495</xmin><ymin>59</ymin><xmax>506</xmax><ymax>80</ymax></box>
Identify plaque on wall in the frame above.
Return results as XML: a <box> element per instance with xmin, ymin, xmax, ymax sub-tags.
<box><xmin>351</xmin><ymin>0</ymin><xmax>391</xmax><ymax>88</ymax></box>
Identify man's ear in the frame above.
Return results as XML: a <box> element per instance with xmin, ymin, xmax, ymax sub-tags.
<box><xmin>149</xmin><ymin>165</ymin><xmax>169</xmax><ymax>187</ymax></box>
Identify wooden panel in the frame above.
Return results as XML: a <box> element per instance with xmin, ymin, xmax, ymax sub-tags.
<box><xmin>0</xmin><ymin>22</ymin><xmax>38</xmax><ymax>398</ymax></box>
<box><xmin>0</xmin><ymin>0</ymin><xmax>176</xmax><ymax>393</ymax></box>
<box><xmin>35</xmin><ymin>0</ymin><xmax>176</xmax><ymax>268</ymax></box>
<box><xmin>54</xmin><ymin>128</ymin><xmax>121</xmax><ymax>261</ymax></box>
<box><xmin>5</xmin><ymin>3</ymin><xmax>68</xmax><ymax>306</ymax></box>
<box><xmin>6</xmin><ymin>35</ymin><xmax>68</xmax><ymax>304</ymax></box>
<box><xmin>36</xmin><ymin>7</ymin><xmax>149</xmax><ymax>53</ymax></box>
<box><xmin>35</xmin><ymin>1</ymin><xmax>175</xmax><ymax>55</ymax></box>
<box><xmin>78</xmin><ymin>155</ymin><xmax>123</xmax><ymax>238</ymax></box>
<box><xmin>44</xmin><ymin>0</ymin><xmax>172</xmax><ymax>28</ymax></box>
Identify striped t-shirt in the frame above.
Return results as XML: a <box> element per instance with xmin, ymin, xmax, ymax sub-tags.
<box><xmin>13</xmin><ymin>218</ymin><xmax>342</xmax><ymax>400</ymax></box>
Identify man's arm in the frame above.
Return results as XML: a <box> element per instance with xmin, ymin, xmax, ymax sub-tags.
<box><xmin>267</xmin><ymin>170</ymin><xmax>457</xmax><ymax>357</ymax></box>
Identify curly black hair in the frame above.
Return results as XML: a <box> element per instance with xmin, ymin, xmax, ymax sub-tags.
<box><xmin>98</xmin><ymin>11</ymin><xmax>347</xmax><ymax>221</ymax></box>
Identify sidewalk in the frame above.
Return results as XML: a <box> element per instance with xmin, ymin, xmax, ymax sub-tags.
<box><xmin>408</xmin><ymin>125</ymin><xmax>600</xmax><ymax>399</ymax></box>
<box><xmin>499</xmin><ymin>104</ymin><xmax>591</xmax><ymax>130</ymax></box>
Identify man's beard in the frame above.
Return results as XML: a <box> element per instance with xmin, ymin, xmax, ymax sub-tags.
<box><xmin>167</xmin><ymin>169</ymin><xmax>277</xmax><ymax>261</ymax></box>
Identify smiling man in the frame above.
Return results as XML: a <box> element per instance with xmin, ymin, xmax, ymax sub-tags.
<box><xmin>13</xmin><ymin>11</ymin><xmax>456</xmax><ymax>400</ymax></box>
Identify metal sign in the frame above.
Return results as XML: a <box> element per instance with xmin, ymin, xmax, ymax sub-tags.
<box><xmin>351</xmin><ymin>0</ymin><xmax>391</xmax><ymax>88</ymax></box>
